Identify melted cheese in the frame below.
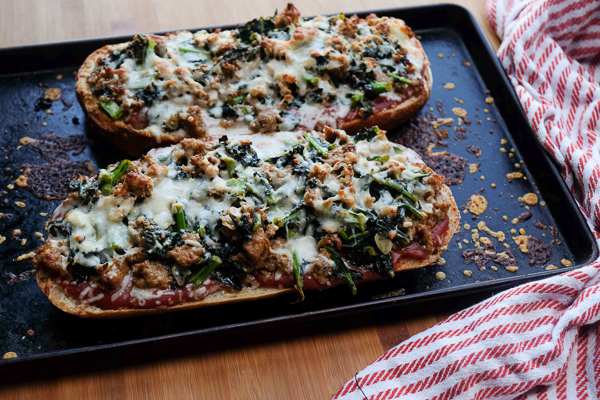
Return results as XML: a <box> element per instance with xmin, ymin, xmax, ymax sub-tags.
<box><xmin>58</xmin><ymin>131</ymin><xmax>440</xmax><ymax>283</ymax></box>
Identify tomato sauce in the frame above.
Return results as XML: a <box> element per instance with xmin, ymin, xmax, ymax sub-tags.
<box><xmin>55</xmin><ymin>275</ymin><xmax>224</xmax><ymax>310</ymax></box>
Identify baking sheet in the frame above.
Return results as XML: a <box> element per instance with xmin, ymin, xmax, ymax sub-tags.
<box><xmin>0</xmin><ymin>4</ymin><xmax>596</xmax><ymax>373</ymax></box>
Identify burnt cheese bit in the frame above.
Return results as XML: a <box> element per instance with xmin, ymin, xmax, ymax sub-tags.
<box><xmin>526</xmin><ymin>237</ymin><xmax>552</xmax><ymax>266</ymax></box>
<box><xmin>23</xmin><ymin>161</ymin><xmax>94</xmax><ymax>200</ymax></box>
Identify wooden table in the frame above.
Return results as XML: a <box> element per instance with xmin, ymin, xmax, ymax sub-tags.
<box><xmin>0</xmin><ymin>1</ymin><xmax>499</xmax><ymax>398</ymax></box>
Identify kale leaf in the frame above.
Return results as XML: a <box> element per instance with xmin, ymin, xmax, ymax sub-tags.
<box><xmin>126</xmin><ymin>35</ymin><xmax>149</xmax><ymax>64</ymax></box>
<box><xmin>141</xmin><ymin>221</ymin><xmax>177</xmax><ymax>257</ymax></box>
<box><xmin>237</xmin><ymin>17</ymin><xmax>276</xmax><ymax>43</ymax></box>
<box><xmin>68</xmin><ymin>178</ymin><xmax>100</xmax><ymax>205</ymax></box>
<box><xmin>220</xmin><ymin>136</ymin><xmax>260</xmax><ymax>167</ymax></box>
<box><xmin>134</xmin><ymin>83</ymin><xmax>159</xmax><ymax>105</ymax></box>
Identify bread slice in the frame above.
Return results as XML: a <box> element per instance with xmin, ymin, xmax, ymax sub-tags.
<box><xmin>34</xmin><ymin>129</ymin><xmax>458</xmax><ymax>318</ymax></box>
<box><xmin>76</xmin><ymin>5</ymin><xmax>432</xmax><ymax>156</ymax></box>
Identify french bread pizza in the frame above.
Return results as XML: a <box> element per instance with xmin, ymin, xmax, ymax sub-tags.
<box><xmin>76</xmin><ymin>4</ymin><xmax>432</xmax><ymax>156</ymax></box>
<box><xmin>34</xmin><ymin>127</ymin><xmax>458</xmax><ymax>317</ymax></box>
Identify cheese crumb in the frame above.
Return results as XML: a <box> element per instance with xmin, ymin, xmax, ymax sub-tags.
<box><xmin>505</xmin><ymin>266</ymin><xmax>519</xmax><ymax>272</ymax></box>
<box><xmin>444</xmin><ymin>82</ymin><xmax>455</xmax><ymax>90</ymax></box>
<box><xmin>561</xmin><ymin>259</ymin><xmax>573</xmax><ymax>267</ymax></box>
<box><xmin>523</xmin><ymin>193</ymin><xmax>539</xmax><ymax>206</ymax></box>
<box><xmin>3</xmin><ymin>352</ymin><xmax>17</xmax><ymax>359</ymax></box>
<box><xmin>491</xmin><ymin>183</ymin><xmax>496</xmax><ymax>188</ymax></box>
<box><xmin>502</xmin><ymin>216</ymin><xmax>508</xmax><ymax>221</ymax></box>
<box><xmin>546</xmin><ymin>265</ymin><xmax>557</xmax><ymax>270</ymax></box>
<box><xmin>7</xmin><ymin>183</ymin><xmax>14</xmax><ymax>190</ymax></box>
<box><xmin>506</xmin><ymin>172</ymin><xmax>524</xmax><ymax>179</ymax></box>
<box><xmin>435</xmin><ymin>271</ymin><xmax>447</xmax><ymax>280</ymax></box>
<box><xmin>17</xmin><ymin>252</ymin><xmax>35</xmax><ymax>261</ymax></box>
<box><xmin>485</xmin><ymin>97</ymin><xmax>494</xmax><ymax>104</ymax></box>
<box><xmin>19</xmin><ymin>136</ymin><xmax>38</xmax><ymax>145</ymax></box>
<box><xmin>15</xmin><ymin>175</ymin><xmax>27</xmax><ymax>187</ymax></box>
<box><xmin>519</xmin><ymin>228</ymin><xmax>526</xmax><ymax>235</ymax></box>
<box><xmin>463</xmin><ymin>270</ymin><xmax>473</xmax><ymax>277</ymax></box>
<box><xmin>0</xmin><ymin>235</ymin><xmax>5</xmax><ymax>245</ymax></box>
<box><xmin>39</xmin><ymin>212</ymin><xmax>48</xmax><ymax>217</ymax></box>
<box><xmin>480</xmin><ymin>237</ymin><xmax>492</xmax><ymax>245</ymax></box>
<box><xmin>469</xmin><ymin>164</ymin><xmax>480</xmax><ymax>174</ymax></box>
<box><xmin>477</xmin><ymin>221</ymin><xmax>506</xmax><ymax>243</ymax></box>
<box><xmin>437</xmin><ymin>257</ymin><xmax>446</xmax><ymax>266</ymax></box>
<box><xmin>463</xmin><ymin>223</ymin><xmax>471</xmax><ymax>230</ymax></box>
<box><xmin>15</xmin><ymin>201</ymin><xmax>26</xmax><ymax>208</ymax></box>
<box><xmin>44</xmin><ymin>88</ymin><xmax>62</xmax><ymax>101</ymax></box>
<box><xmin>512</xmin><ymin>218</ymin><xmax>519</xmax><ymax>225</ymax></box>
<box><xmin>452</xmin><ymin>107</ymin><xmax>468</xmax><ymax>118</ymax></box>
<box><xmin>500</xmin><ymin>139</ymin><xmax>508</xmax><ymax>145</ymax></box>
<box><xmin>513</xmin><ymin>235</ymin><xmax>529</xmax><ymax>253</ymax></box>
<box><xmin>468</xmin><ymin>194</ymin><xmax>488</xmax><ymax>215</ymax></box>
<box><xmin>20</xmin><ymin>239</ymin><xmax>27</xmax><ymax>246</ymax></box>
<box><xmin>491</xmin><ymin>266</ymin><xmax>498</xmax><ymax>271</ymax></box>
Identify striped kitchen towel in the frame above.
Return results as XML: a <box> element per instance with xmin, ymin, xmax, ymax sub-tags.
<box><xmin>334</xmin><ymin>0</ymin><xmax>600</xmax><ymax>398</ymax></box>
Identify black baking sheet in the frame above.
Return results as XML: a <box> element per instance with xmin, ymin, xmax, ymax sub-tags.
<box><xmin>0</xmin><ymin>4</ymin><xmax>596</xmax><ymax>373</ymax></box>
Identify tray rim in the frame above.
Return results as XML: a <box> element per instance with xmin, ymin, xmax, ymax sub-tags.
<box><xmin>0</xmin><ymin>2</ymin><xmax>597</xmax><ymax>370</ymax></box>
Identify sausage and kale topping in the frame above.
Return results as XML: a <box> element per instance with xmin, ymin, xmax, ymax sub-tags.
<box><xmin>34</xmin><ymin>128</ymin><xmax>451</xmax><ymax>299</ymax></box>
<box><xmin>85</xmin><ymin>4</ymin><xmax>427</xmax><ymax>139</ymax></box>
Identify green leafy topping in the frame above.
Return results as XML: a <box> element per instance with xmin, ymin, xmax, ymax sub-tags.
<box><xmin>174</xmin><ymin>204</ymin><xmax>186</xmax><ymax>231</ymax></box>
<box><xmin>100</xmin><ymin>100</ymin><xmax>123</xmax><ymax>120</ymax></box>
<box><xmin>373</xmin><ymin>176</ymin><xmax>418</xmax><ymax>203</ymax></box>
<box><xmin>228</xmin><ymin>178</ymin><xmax>248</xmax><ymax>196</ymax></box>
<box><xmin>145</xmin><ymin>41</ymin><xmax>156</xmax><ymax>68</ymax></box>
<box><xmin>238</xmin><ymin>17</ymin><xmax>275</xmax><ymax>43</ymax></box>
<box><xmin>324</xmin><ymin>246</ymin><xmax>357</xmax><ymax>295</ymax></box>
<box><xmin>253</xmin><ymin>212</ymin><xmax>262</xmax><ymax>231</ymax></box>
<box><xmin>368</xmin><ymin>81</ymin><xmax>393</xmax><ymax>95</ymax></box>
<box><xmin>387</xmin><ymin>72</ymin><xmax>414</xmax><ymax>85</ymax></box>
<box><xmin>292</xmin><ymin>252</ymin><xmax>305</xmax><ymax>301</ymax></box>
<box><xmin>303</xmin><ymin>133</ymin><xmax>328</xmax><ymax>157</ymax></box>
<box><xmin>274</xmin><ymin>204</ymin><xmax>304</xmax><ymax>228</ymax></box>
<box><xmin>179</xmin><ymin>46</ymin><xmax>211</xmax><ymax>56</ymax></box>
<box><xmin>223</xmin><ymin>157</ymin><xmax>237</xmax><ymax>177</ymax></box>
<box><xmin>191</xmin><ymin>256</ymin><xmax>223</xmax><ymax>288</ymax></box>
<box><xmin>372</xmin><ymin>154</ymin><xmax>390</xmax><ymax>163</ymax></box>
<box><xmin>354</xmin><ymin>126</ymin><xmax>381</xmax><ymax>142</ymax></box>
<box><xmin>99</xmin><ymin>159</ymin><xmax>131</xmax><ymax>195</ymax></box>
<box><xmin>302</xmin><ymin>72</ymin><xmax>320</xmax><ymax>85</ymax></box>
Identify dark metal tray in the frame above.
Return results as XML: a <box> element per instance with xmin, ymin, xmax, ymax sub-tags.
<box><xmin>0</xmin><ymin>4</ymin><xmax>596</xmax><ymax>377</ymax></box>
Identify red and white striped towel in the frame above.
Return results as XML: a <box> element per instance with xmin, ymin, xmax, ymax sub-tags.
<box><xmin>334</xmin><ymin>0</ymin><xmax>600</xmax><ymax>398</ymax></box>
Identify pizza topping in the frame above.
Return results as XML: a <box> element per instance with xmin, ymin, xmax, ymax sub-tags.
<box><xmin>35</xmin><ymin>129</ymin><xmax>452</xmax><ymax>308</ymax></box>
<box><xmin>83</xmin><ymin>7</ymin><xmax>427</xmax><ymax>139</ymax></box>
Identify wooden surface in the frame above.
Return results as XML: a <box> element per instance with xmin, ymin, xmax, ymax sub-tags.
<box><xmin>0</xmin><ymin>1</ymin><xmax>499</xmax><ymax>399</ymax></box>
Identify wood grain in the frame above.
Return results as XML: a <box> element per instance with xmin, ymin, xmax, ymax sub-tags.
<box><xmin>0</xmin><ymin>1</ymin><xmax>499</xmax><ymax>399</ymax></box>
